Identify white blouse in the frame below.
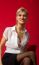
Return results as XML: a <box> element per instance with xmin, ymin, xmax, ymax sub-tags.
<box><xmin>3</xmin><ymin>25</ymin><xmax>29</xmax><ymax>54</ymax></box>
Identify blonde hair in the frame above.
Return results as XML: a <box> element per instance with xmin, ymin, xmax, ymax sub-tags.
<box><xmin>16</xmin><ymin>7</ymin><xmax>28</xmax><ymax>16</ymax></box>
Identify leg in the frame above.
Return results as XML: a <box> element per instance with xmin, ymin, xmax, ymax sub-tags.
<box><xmin>16</xmin><ymin>51</ymin><xmax>36</xmax><ymax>65</ymax></box>
<box><xmin>20</xmin><ymin>57</ymin><xmax>31</xmax><ymax>65</ymax></box>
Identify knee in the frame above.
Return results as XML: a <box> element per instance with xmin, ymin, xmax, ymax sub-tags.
<box><xmin>22</xmin><ymin>57</ymin><xmax>31</xmax><ymax>65</ymax></box>
<box><xmin>23</xmin><ymin>57</ymin><xmax>30</xmax><ymax>62</ymax></box>
<box><xmin>30</xmin><ymin>51</ymin><xmax>35</xmax><ymax>56</ymax></box>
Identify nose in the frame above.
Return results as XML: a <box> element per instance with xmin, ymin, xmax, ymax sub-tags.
<box><xmin>21</xmin><ymin>15</ymin><xmax>24</xmax><ymax>19</ymax></box>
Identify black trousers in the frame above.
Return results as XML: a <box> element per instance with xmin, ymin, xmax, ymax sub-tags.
<box><xmin>2</xmin><ymin>53</ymin><xmax>20</xmax><ymax>65</ymax></box>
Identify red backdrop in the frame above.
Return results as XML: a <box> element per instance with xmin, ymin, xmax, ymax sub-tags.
<box><xmin>0</xmin><ymin>0</ymin><xmax>39</xmax><ymax>65</ymax></box>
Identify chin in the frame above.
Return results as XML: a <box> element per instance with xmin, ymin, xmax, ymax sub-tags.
<box><xmin>20</xmin><ymin>22</ymin><xmax>25</xmax><ymax>25</ymax></box>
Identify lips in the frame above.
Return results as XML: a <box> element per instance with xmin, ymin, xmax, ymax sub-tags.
<box><xmin>20</xmin><ymin>19</ymin><xmax>24</xmax><ymax>21</ymax></box>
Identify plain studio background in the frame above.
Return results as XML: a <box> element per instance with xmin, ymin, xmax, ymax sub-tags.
<box><xmin>0</xmin><ymin>0</ymin><xmax>39</xmax><ymax>65</ymax></box>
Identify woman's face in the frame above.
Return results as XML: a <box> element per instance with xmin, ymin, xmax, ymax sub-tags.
<box><xmin>16</xmin><ymin>11</ymin><xmax>28</xmax><ymax>25</ymax></box>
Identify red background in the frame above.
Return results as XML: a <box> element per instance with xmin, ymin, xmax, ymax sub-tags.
<box><xmin>0</xmin><ymin>0</ymin><xmax>39</xmax><ymax>65</ymax></box>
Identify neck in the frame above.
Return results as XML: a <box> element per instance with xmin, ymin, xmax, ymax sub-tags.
<box><xmin>16</xmin><ymin>23</ymin><xmax>25</xmax><ymax>32</ymax></box>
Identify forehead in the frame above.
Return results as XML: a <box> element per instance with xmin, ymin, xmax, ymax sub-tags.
<box><xmin>17</xmin><ymin>11</ymin><xmax>26</xmax><ymax>15</ymax></box>
<box><xmin>16</xmin><ymin>11</ymin><xmax>28</xmax><ymax>17</ymax></box>
<box><xmin>16</xmin><ymin>9</ymin><xmax>28</xmax><ymax>16</ymax></box>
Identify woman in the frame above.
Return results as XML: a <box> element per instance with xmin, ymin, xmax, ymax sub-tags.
<box><xmin>0</xmin><ymin>7</ymin><xmax>36</xmax><ymax>65</ymax></box>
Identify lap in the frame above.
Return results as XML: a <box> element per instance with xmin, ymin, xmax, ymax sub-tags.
<box><xmin>2</xmin><ymin>51</ymin><xmax>35</xmax><ymax>65</ymax></box>
<box><xmin>2</xmin><ymin>53</ymin><xmax>20</xmax><ymax>65</ymax></box>
<box><xmin>16</xmin><ymin>51</ymin><xmax>34</xmax><ymax>65</ymax></box>
<box><xmin>17</xmin><ymin>51</ymin><xmax>35</xmax><ymax>61</ymax></box>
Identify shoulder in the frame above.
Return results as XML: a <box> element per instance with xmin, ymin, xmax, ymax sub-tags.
<box><xmin>3</xmin><ymin>25</ymin><xmax>16</xmax><ymax>40</ymax></box>
<box><xmin>4</xmin><ymin>25</ymin><xmax>15</xmax><ymax>32</ymax></box>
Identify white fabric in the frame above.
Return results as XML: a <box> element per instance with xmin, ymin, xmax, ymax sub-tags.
<box><xmin>3</xmin><ymin>25</ymin><xmax>29</xmax><ymax>54</ymax></box>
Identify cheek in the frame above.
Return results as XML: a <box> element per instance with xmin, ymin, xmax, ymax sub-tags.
<box><xmin>16</xmin><ymin>16</ymin><xmax>18</xmax><ymax>21</ymax></box>
<box><xmin>16</xmin><ymin>16</ymin><xmax>20</xmax><ymax>21</ymax></box>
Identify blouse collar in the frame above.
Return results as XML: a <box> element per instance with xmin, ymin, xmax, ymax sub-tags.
<box><xmin>11</xmin><ymin>25</ymin><xmax>27</xmax><ymax>33</ymax></box>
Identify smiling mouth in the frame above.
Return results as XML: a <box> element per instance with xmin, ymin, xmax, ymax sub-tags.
<box><xmin>20</xmin><ymin>19</ymin><xmax>24</xmax><ymax>21</ymax></box>
<box><xmin>20</xmin><ymin>19</ymin><xmax>25</xmax><ymax>22</ymax></box>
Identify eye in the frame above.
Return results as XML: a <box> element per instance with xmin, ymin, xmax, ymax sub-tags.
<box><xmin>19</xmin><ymin>14</ymin><xmax>21</xmax><ymax>16</ymax></box>
<box><xmin>23</xmin><ymin>15</ymin><xmax>26</xmax><ymax>17</ymax></box>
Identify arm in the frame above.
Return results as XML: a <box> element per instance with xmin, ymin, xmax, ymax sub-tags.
<box><xmin>0</xmin><ymin>36</ymin><xmax>6</xmax><ymax>65</ymax></box>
